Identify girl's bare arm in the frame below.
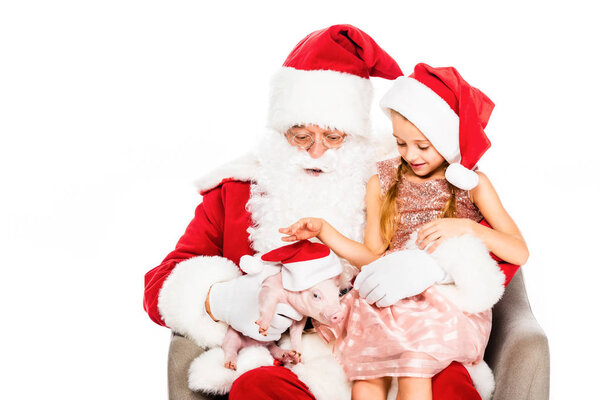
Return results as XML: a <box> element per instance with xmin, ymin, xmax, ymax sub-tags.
<box><xmin>469</xmin><ymin>172</ymin><xmax>529</xmax><ymax>265</ymax></box>
<box><xmin>280</xmin><ymin>174</ymin><xmax>386</xmax><ymax>267</ymax></box>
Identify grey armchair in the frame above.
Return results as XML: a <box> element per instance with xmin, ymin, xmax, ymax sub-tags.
<box><xmin>485</xmin><ymin>269</ymin><xmax>550</xmax><ymax>400</ymax></box>
<box><xmin>167</xmin><ymin>333</ymin><xmax>226</xmax><ymax>400</ymax></box>
<box><xmin>167</xmin><ymin>268</ymin><xmax>549</xmax><ymax>400</ymax></box>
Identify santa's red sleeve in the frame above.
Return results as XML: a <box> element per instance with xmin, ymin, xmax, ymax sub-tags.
<box><xmin>478</xmin><ymin>219</ymin><xmax>520</xmax><ymax>287</ymax></box>
<box><xmin>143</xmin><ymin>181</ymin><xmax>253</xmax><ymax>348</ymax></box>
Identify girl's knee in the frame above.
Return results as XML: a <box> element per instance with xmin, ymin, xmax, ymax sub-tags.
<box><xmin>352</xmin><ymin>377</ymin><xmax>392</xmax><ymax>400</ymax></box>
<box><xmin>396</xmin><ymin>377</ymin><xmax>432</xmax><ymax>400</ymax></box>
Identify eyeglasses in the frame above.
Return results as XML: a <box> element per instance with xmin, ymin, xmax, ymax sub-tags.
<box><xmin>285</xmin><ymin>130</ymin><xmax>346</xmax><ymax>149</ymax></box>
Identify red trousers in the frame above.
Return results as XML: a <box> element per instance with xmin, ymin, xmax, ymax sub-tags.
<box><xmin>229</xmin><ymin>362</ymin><xmax>481</xmax><ymax>400</ymax></box>
<box><xmin>230</xmin><ymin>366</ymin><xmax>316</xmax><ymax>400</ymax></box>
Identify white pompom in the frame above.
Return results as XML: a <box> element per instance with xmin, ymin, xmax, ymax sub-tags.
<box><xmin>239</xmin><ymin>255</ymin><xmax>265</xmax><ymax>274</ymax></box>
<box><xmin>445</xmin><ymin>163</ymin><xmax>479</xmax><ymax>190</ymax></box>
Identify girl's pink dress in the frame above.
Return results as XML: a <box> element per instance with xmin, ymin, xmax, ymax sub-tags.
<box><xmin>316</xmin><ymin>157</ymin><xmax>493</xmax><ymax>380</ymax></box>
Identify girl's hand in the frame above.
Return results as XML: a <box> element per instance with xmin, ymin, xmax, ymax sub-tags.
<box><xmin>416</xmin><ymin>218</ymin><xmax>475</xmax><ymax>253</ymax></box>
<box><xmin>279</xmin><ymin>218</ymin><xmax>324</xmax><ymax>242</ymax></box>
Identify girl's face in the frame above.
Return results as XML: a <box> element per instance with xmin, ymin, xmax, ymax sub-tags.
<box><xmin>391</xmin><ymin>112</ymin><xmax>446</xmax><ymax>179</ymax></box>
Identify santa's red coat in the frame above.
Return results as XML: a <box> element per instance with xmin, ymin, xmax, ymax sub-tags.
<box><xmin>144</xmin><ymin>180</ymin><xmax>255</xmax><ymax>328</ymax></box>
<box><xmin>143</xmin><ymin>179</ymin><xmax>518</xmax><ymax>400</ymax></box>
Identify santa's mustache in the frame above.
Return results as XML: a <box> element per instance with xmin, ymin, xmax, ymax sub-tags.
<box><xmin>290</xmin><ymin>147</ymin><xmax>339</xmax><ymax>173</ymax></box>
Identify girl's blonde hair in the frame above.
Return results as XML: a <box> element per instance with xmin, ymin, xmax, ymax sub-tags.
<box><xmin>379</xmin><ymin>111</ymin><xmax>458</xmax><ymax>249</ymax></box>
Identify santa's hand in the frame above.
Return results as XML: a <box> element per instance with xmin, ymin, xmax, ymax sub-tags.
<box><xmin>279</xmin><ymin>217</ymin><xmax>323</xmax><ymax>242</ymax></box>
<box><xmin>353</xmin><ymin>250</ymin><xmax>447</xmax><ymax>307</ymax></box>
<box><xmin>208</xmin><ymin>265</ymin><xmax>303</xmax><ymax>341</ymax></box>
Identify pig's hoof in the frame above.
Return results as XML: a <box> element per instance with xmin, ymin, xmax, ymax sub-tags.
<box><xmin>224</xmin><ymin>361</ymin><xmax>237</xmax><ymax>371</ymax></box>
<box><xmin>286</xmin><ymin>350</ymin><xmax>302</xmax><ymax>364</ymax></box>
<box><xmin>258</xmin><ymin>327</ymin><xmax>268</xmax><ymax>336</ymax></box>
<box><xmin>269</xmin><ymin>348</ymin><xmax>287</xmax><ymax>361</ymax></box>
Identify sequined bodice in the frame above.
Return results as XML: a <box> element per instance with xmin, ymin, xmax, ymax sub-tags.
<box><xmin>377</xmin><ymin>157</ymin><xmax>483</xmax><ymax>252</ymax></box>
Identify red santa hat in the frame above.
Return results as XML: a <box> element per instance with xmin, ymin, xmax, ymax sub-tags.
<box><xmin>261</xmin><ymin>240</ymin><xmax>342</xmax><ymax>292</ymax></box>
<box><xmin>268</xmin><ymin>24</ymin><xmax>403</xmax><ymax>138</ymax></box>
<box><xmin>380</xmin><ymin>63</ymin><xmax>494</xmax><ymax>190</ymax></box>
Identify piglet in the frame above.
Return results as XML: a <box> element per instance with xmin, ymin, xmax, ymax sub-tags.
<box><xmin>222</xmin><ymin>268</ymin><xmax>344</xmax><ymax>371</ymax></box>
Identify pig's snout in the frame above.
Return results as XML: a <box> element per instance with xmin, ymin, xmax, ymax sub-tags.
<box><xmin>329</xmin><ymin>311</ymin><xmax>343</xmax><ymax>323</ymax></box>
<box><xmin>324</xmin><ymin>309</ymin><xmax>344</xmax><ymax>324</ymax></box>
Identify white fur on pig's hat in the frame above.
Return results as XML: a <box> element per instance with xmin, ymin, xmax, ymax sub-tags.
<box><xmin>261</xmin><ymin>240</ymin><xmax>342</xmax><ymax>292</ymax></box>
<box><xmin>238</xmin><ymin>254</ymin><xmax>267</xmax><ymax>275</ymax></box>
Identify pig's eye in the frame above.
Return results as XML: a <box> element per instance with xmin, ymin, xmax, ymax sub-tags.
<box><xmin>312</xmin><ymin>293</ymin><xmax>321</xmax><ymax>300</ymax></box>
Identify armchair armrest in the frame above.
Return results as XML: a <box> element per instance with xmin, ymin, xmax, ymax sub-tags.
<box><xmin>484</xmin><ymin>269</ymin><xmax>550</xmax><ymax>400</ymax></box>
<box><xmin>168</xmin><ymin>333</ymin><xmax>227</xmax><ymax>400</ymax></box>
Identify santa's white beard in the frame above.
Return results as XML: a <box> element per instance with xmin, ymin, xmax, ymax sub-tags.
<box><xmin>246</xmin><ymin>131</ymin><xmax>376</xmax><ymax>281</ymax></box>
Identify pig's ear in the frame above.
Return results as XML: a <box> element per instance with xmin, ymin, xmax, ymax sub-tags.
<box><xmin>338</xmin><ymin>261</ymin><xmax>359</xmax><ymax>290</ymax></box>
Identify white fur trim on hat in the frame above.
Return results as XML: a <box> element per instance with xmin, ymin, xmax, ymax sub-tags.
<box><xmin>157</xmin><ymin>256</ymin><xmax>242</xmax><ymax>348</ymax></box>
<box><xmin>281</xmin><ymin>251</ymin><xmax>343</xmax><ymax>292</ymax></box>
<box><xmin>445</xmin><ymin>162</ymin><xmax>480</xmax><ymax>190</ymax></box>
<box><xmin>268</xmin><ymin>67</ymin><xmax>374</xmax><ymax>137</ymax></box>
<box><xmin>380</xmin><ymin>76</ymin><xmax>460</xmax><ymax>163</ymax></box>
<box><xmin>239</xmin><ymin>254</ymin><xmax>266</xmax><ymax>275</ymax></box>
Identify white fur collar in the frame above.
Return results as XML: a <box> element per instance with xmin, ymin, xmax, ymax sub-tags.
<box><xmin>194</xmin><ymin>153</ymin><xmax>260</xmax><ymax>194</ymax></box>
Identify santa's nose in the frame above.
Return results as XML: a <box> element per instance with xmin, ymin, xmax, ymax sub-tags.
<box><xmin>307</xmin><ymin>140</ymin><xmax>328</xmax><ymax>159</ymax></box>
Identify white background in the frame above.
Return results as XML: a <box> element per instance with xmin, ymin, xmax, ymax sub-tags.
<box><xmin>1</xmin><ymin>1</ymin><xmax>598</xmax><ymax>399</ymax></box>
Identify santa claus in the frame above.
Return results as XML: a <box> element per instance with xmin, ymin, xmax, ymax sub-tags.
<box><xmin>143</xmin><ymin>24</ymin><xmax>516</xmax><ymax>400</ymax></box>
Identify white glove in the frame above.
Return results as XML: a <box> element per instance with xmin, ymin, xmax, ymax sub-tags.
<box><xmin>353</xmin><ymin>249</ymin><xmax>448</xmax><ymax>307</ymax></box>
<box><xmin>208</xmin><ymin>265</ymin><xmax>303</xmax><ymax>341</ymax></box>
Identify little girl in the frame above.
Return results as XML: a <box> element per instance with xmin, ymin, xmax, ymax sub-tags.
<box><xmin>279</xmin><ymin>63</ymin><xmax>528</xmax><ymax>400</ymax></box>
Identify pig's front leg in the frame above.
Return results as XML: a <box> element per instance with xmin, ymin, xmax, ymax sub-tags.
<box><xmin>255</xmin><ymin>275</ymin><xmax>284</xmax><ymax>336</ymax></box>
<box><xmin>287</xmin><ymin>317</ymin><xmax>307</xmax><ymax>364</ymax></box>
<box><xmin>222</xmin><ymin>326</ymin><xmax>243</xmax><ymax>370</ymax></box>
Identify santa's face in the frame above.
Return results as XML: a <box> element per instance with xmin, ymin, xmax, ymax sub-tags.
<box><xmin>283</xmin><ymin>124</ymin><xmax>347</xmax><ymax>176</ymax></box>
<box><xmin>247</xmin><ymin>127</ymin><xmax>373</xmax><ymax>258</ymax></box>
<box><xmin>259</xmin><ymin>125</ymin><xmax>356</xmax><ymax>182</ymax></box>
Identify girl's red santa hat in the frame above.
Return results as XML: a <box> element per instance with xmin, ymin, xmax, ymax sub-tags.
<box><xmin>261</xmin><ymin>240</ymin><xmax>342</xmax><ymax>292</ymax></box>
<box><xmin>380</xmin><ymin>63</ymin><xmax>494</xmax><ymax>190</ymax></box>
<box><xmin>268</xmin><ymin>24</ymin><xmax>402</xmax><ymax>138</ymax></box>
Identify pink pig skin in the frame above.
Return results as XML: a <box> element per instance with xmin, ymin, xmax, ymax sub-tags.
<box><xmin>221</xmin><ymin>272</ymin><xmax>343</xmax><ymax>370</ymax></box>
<box><xmin>221</xmin><ymin>325</ymin><xmax>304</xmax><ymax>370</ymax></box>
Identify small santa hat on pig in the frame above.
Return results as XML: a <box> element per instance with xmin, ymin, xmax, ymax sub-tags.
<box><xmin>268</xmin><ymin>24</ymin><xmax>402</xmax><ymax>137</ymax></box>
<box><xmin>241</xmin><ymin>240</ymin><xmax>342</xmax><ymax>292</ymax></box>
<box><xmin>380</xmin><ymin>63</ymin><xmax>494</xmax><ymax>190</ymax></box>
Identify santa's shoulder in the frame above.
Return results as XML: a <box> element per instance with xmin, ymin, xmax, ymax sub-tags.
<box><xmin>195</xmin><ymin>153</ymin><xmax>259</xmax><ymax>195</ymax></box>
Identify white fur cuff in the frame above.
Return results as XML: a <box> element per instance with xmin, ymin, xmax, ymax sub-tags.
<box><xmin>158</xmin><ymin>256</ymin><xmax>242</xmax><ymax>348</ymax></box>
<box><xmin>194</xmin><ymin>153</ymin><xmax>259</xmax><ymax>194</ymax></box>
<box><xmin>431</xmin><ymin>235</ymin><xmax>505</xmax><ymax>314</ymax></box>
